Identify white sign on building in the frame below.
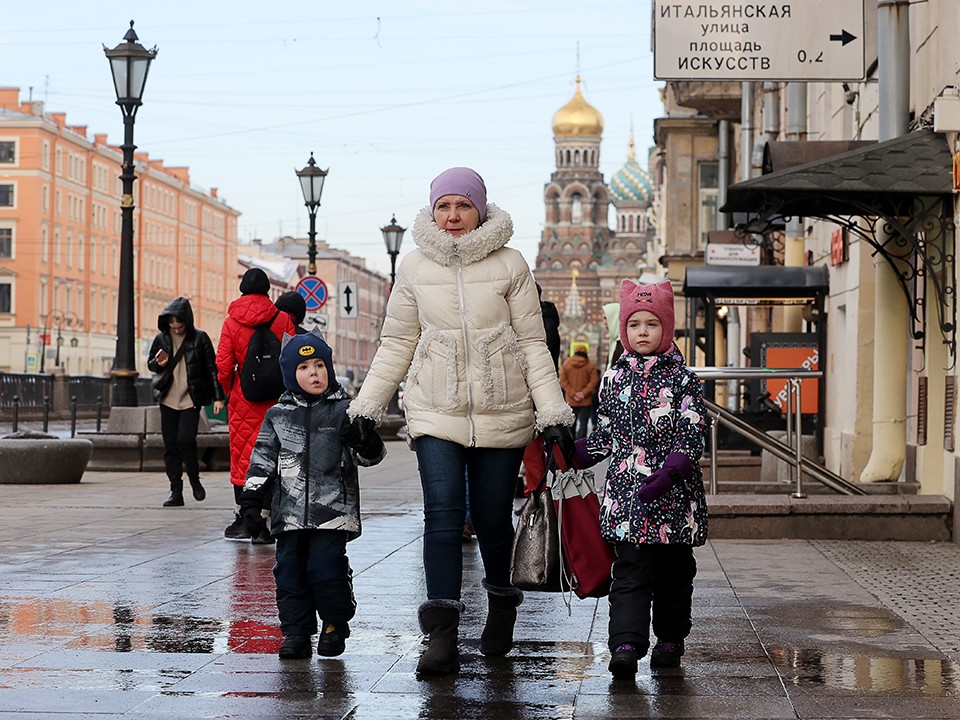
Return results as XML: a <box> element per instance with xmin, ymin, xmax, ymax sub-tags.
<box><xmin>304</xmin><ymin>312</ymin><xmax>328</xmax><ymax>333</ymax></box>
<box><xmin>654</xmin><ymin>0</ymin><xmax>865</xmax><ymax>81</ymax></box>
<box><xmin>706</xmin><ymin>241</ymin><xmax>761</xmax><ymax>266</ymax></box>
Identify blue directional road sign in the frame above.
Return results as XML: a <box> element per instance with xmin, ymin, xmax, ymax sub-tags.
<box><xmin>296</xmin><ymin>276</ymin><xmax>328</xmax><ymax>311</ymax></box>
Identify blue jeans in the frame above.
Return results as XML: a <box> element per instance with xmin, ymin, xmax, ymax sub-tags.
<box><xmin>414</xmin><ymin>436</ymin><xmax>524</xmax><ymax>600</ymax></box>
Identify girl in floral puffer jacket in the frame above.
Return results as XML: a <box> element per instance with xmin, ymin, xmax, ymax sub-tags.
<box><xmin>573</xmin><ymin>279</ymin><xmax>707</xmax><ymax>681</ymax></box>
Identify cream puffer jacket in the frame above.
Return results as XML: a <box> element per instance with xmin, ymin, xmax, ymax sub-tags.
<box><xmin>348</xmin><ymin>203</ymin><xmax>574</xmax><ymax>448</ymax></box>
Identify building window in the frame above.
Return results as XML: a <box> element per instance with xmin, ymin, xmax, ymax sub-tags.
<box><xmin>0</xmin><ymin>227</ymin><xmax>11</xmax><ymax>258</ymax></box>
<box><xmin>0</xmin><ymin>141</ymin><xmax>14</xmax><ymax>164</ymax></box>
<box><xmin>0</xmin><ymin>184</ymin><xmax>13</xmax><ymax>207</ymax></box>
<box><xmin>571</xmin><ymin>193</ymin><xmax>583</xmax><ymax>224</ymax></box>
<box><xmin>698</xmin><ymin>162</ymin><xmax>719</xmax><ymax>248</ymax></box>
<box><xmin>0</xmin><ymin>282</ymin><xmax>10</xmax><ymax>313</ymax></box>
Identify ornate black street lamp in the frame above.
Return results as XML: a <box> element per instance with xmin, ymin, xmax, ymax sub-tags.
<box><xmin>103</xmin><ymin>20</ymin><xmax>157</xmax><ymax>407</ymax></box>
<box><xmin>296</xmin><ymin>153</ymin><xmax>328</xmax><ymax>275</ymax></box>
<box><xmin>381</xmin><ymin>214</ymin><xmax>406</xmax><ymax>287</ymax></box>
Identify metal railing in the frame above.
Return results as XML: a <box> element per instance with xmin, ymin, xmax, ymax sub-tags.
<box><xmin>690</xmin><ymin>367</ymin><xmax>865</xmax><ymax>497</ymax></box>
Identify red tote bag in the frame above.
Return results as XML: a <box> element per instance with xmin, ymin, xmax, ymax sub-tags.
<box><xmin>547</xmin><ymin>446</ymin><xmax>616</xmax><ymax>599</ymax></box>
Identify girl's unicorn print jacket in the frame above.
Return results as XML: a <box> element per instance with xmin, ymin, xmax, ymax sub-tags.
<box><xmin>585</xmin><ymin>345</ymin><xmax>708</xmax><ymax>547</ymax></box>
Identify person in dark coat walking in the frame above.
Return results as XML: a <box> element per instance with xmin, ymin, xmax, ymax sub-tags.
<box><xmin>147</xmin><ymin>297</ymin><xmax>225</xmax><ymax>507</ymax></box>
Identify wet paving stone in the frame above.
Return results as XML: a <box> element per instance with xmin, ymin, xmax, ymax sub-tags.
<box><xmin>2</xmin><ymin>456</ymin><xmax>960</xmax><ymax>718</ymax></box>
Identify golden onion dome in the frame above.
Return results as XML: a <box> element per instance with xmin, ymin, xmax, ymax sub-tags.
<box><xmin>552</xmin><ymin>76</ymin><xmax>604</xmax><ymax>138</ymax></box>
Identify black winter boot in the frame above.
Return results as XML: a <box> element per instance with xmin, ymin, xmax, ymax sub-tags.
<box><xmin>163</xmin><ymin>479</ymin><xmax>184</xmax><ymax>507</ymax></box>
<box><xmin>479</xmin><ymin>585</ymin><xmax>523</xmax><ymax>657</ymax></box>
<box><xmin>416</xmin><ymin>601</ymin><xmax>463</xmax><ymax>677</ymax></box>
<box><xmin>188</xmin><ymin>475</ymin><xmax>206</xmax><ymax>501</ymax></box>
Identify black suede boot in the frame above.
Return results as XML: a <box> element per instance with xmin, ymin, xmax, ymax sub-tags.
<box><xmin>163</xmin><ymin>479</ymin><xmax>184</xmax><ymax>507</ymax></box>
<box><xmin>480</xmin><ymin>586</ymin><xmax>523</xmax><ymax>657</ymax></box>
<box><xmin>416</xmin><ymin>601</ymin><xmax>463</xmax><ymax>677</ymax></box>
<box><xmin>188</xmin><ymin>475</ymin><xmax>206</xmax><ymax>501</ymax></box>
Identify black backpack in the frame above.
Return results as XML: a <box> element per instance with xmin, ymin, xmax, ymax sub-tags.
<box><xmin>239</xmin><ymin>311</ymin><xmax>285</xmax><ymax>402</ymax></box>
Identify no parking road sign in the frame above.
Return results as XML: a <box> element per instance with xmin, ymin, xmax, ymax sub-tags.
<box><xmin>296</xmin><ymin>276</ymin><xmax>328</xmax><ymax>311</ymax></box>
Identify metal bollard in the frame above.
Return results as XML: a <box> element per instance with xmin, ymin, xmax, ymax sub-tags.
<box><xmin>791</xmin><ymin>379</ymin><xmax>806</xmax><ymax>499</ymax></box>
<box><xmin>12</xmin><ymin>395</ymin><xmax>19</xmax><ymax>433</ymax></box>
<box><xmin>709</xmin><ymin>413</ymin><xmax>719</xmax><ymax>495</ymax></box>
<box><xmin>43</xmin><ymin>395</ymin><xmax>51</xmax><ymax>433</ymax></box>
<box><xmin>70</xmin><ymin>395</ymin><xmax>78</xmax><ymax>438</ymax></box>
<box><xmin>96</xmin><ymin>395</ymin><xmax>103</xmax><ymax>432</ymax></box>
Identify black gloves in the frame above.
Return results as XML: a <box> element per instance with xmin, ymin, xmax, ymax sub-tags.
<box><xmin>542</xmin><ymin>424</ymin><xmax>575</xmax><ymax>466</ymax></box>
<box><xmin>343</xmin><ymin>416</ymin><xmax>385</xmax><ymax>459</ymax></box>
<box><xmin>238</xmin><ymin>494</ymin><xmax>266</xmax><ymax>538</ymax></box>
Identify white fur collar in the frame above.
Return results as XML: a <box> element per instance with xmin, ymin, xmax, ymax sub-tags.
<box><xmin>412</xmin><ymin>203</ymin><xmax>513</xmax><ymax>266</ymax></box>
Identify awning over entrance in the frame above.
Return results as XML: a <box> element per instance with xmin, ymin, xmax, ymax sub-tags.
<box><xmin>718</xmin><ymin>128</ymin><xmax>957</xmax><ymax>358</ymax></box>
<box><xmin>721</xmin><ymin>128</ymin><xmax>952</xmax><ymax>218</ymax></box>
<box><xmin>684</xmin><ymin>265</ymin><xmax>829</xmax><ymax>304</ymax></box>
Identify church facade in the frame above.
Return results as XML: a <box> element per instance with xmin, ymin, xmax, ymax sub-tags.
<box><xmin>533</xmin><ymin>77</ymin><xmax>660</xmax><ymax>367</ymax></box>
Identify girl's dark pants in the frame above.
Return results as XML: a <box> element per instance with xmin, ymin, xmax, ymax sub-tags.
<box><xmin>159</xmin><ymin>404</ymin><xmax>201</xmax><ymax>483</ymax></box>
<box><xmin>607</xmin><ymin>542</ymin><xmax>697</xmax><ymax>652</ymax></box>
<box><xmin>274</xmin><ymin>529</ymin><xmax>355</xmax><ymax>637</ymax></box>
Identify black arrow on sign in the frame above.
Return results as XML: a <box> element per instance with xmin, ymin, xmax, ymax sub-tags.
<box><xmin>343</xmin><ymin>286</ymin><xmax>354</xmax><ymax>314</ymax></box>
<box><xmin>829</xmin><ymin>29</ymin><xmax>856</xmax><ymax>46</ymax></box>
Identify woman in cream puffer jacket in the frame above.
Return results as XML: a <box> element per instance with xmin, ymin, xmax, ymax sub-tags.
<box><xmin>348</xmin><ymin>167</ymin><xmax>573</xmax><ymax>677</ymax></box>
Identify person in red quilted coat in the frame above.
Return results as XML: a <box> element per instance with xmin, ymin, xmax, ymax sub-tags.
<box><xmin>216</xmin><ymin>267</ymin><xmax>295</xmax><ymax>542</ymax></box>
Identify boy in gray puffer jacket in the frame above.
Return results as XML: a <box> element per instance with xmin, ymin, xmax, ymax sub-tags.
<box><xmin>239</xmin><ymin>329</ymin><xmax>385</xmax><ymax>659</ymax></box>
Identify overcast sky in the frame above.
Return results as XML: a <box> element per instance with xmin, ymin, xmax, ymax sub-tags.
<box><xmin>2</xmin><ymin>1</ymin><xmax>660</xmax><ymax>277</ymax></box>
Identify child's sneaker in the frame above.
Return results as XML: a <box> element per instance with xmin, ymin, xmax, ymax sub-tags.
<box><xmin>316</xmin><ymin>621</ymin><xmax>350</xmax><ymax>657</ymax></box>
<box><xmin>608</xmin><ymin>643</ymin><xmax>640</xmax><ymax>680</ymax></box>
<box><xmin>650</xmin><ymin>640</ymin><xmax>684</xmax><ymax>668</ymax></box>
<box><xmin>278</xmin><ymin>635</ymin><xmax>312</xmax><ymax>659</ymax></box>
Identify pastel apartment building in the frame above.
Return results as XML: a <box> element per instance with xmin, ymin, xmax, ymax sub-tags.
<box><xmin>0</xmin><ymin>87</ymin><xmax>239</xmax><ymax>377</ymax></box>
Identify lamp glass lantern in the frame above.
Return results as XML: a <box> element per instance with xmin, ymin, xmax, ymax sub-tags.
<box><xmin>381</xmin><ymin>215</ymin><xmax>405</xmax><ymax>256</ymax></box>
<box><xmin>297</xmin><ymin>154</ymin><xmax>328</xmax><ymax>210</ymax></box>
<box><xmin>103</xmin><ymin>21</ymin><xmax>157</xmax><ymax>114</ymax></box>
<box><xmin>381</xmin><ymin>214</ymin><xmax>406</xmax><ymax>287</ymax></box>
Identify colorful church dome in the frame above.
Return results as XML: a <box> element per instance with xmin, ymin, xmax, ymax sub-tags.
<box><xmin>552</xmin><ymin>76</ymin><xmax>604</xmax><ymax>138</ymax></box>
<box><xmin>610</xmin><ymin>139</ymin><xmax>653</xmax><ymax>205</ymax></box>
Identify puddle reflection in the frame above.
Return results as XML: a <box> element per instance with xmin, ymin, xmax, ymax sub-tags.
<box><xmin>769</xmin><ymin>646</ymin><xmax>960</xmax><ymax>695</ymax></box>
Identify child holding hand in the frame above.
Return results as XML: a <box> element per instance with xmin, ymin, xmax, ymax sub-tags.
<box><xmin>240</xmin><ymin>330</ymin><xmax>385</xmax><ymax>659</ymax></box>
<box><xmin>573</xmin><ymin>279</ymin><xmax>708</xmax><ymax>680</ymax></box>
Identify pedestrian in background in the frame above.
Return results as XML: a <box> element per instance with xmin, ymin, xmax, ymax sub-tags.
<box><xmin>216</xmin><ymin>267</ymin><xmax>296</xmax><ymax>543</ymax></box>
<box><xmin>239</xmin><ymin>330</ymin><xmax>385</xmax><ymax>659</ymax></box>
<box><xmin>275</xmin><ymin>291</ymin><xmax>309</xmax><ymax>334</ymax></box>
<box><xmin>147</xmin><ymin>297</ymin><xmax>224</xmax><ymax>507</ymax></box>
<box><xmin>347</xmin><ymin>167</ymin><xmax>574</xmax><ymax>677</ymax></box>
<box><xmin>559</xmin><ymin>345</ymin><xmax>598</xmax><ymax>439</ymax></box>
<box><xmin>573</xmin><ymin>279</ymin><xmax>708</xmax><ymax>680</ymax></box>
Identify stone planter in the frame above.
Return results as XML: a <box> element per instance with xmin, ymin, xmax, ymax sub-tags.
<box><xmin>0</xmin><ymin>431</ymin><xmax>93</xmax><ymax>484</ymax></box>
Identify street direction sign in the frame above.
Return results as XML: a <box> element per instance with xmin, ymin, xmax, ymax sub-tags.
<box><xmin>304</xmin><ymin>312</ymin><xmax>328</xmax><ymax>332</ymax></box>
<box><xmin>654</xmin><ymin>0</ymin><xmax>865</xmax><ymax>81</ymax></box>
<box><xmin>296</xmin><ymin>275</ymin><xmax>328</xmax><ymax>311</ymax></box>
<box><xmin>338</xmin><ymin>281</ymin><xmax>359</xmax><ymax>319</ymax></box>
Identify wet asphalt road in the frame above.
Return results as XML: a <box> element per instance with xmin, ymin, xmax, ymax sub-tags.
<box><xmin>1</xmin><ymin>438</ymin><xmax>959</xmax><ymax>718</ymax></box>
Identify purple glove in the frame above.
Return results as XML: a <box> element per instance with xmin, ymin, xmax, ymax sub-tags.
<box><xmin>572</xmin><ymin>438</ymin><xmax>600</xmax><ymax>469</ymax></box>
<box><xmin>636</xmin><ymin>453</ymin><xmax>693</xmax><ymax>503</ymax></box>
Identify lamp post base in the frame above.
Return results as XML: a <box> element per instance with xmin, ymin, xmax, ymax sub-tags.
<box><xmin>110</xmin><ymin>370</ymin><xmax>139</xmax><ymax>407</ymax></box>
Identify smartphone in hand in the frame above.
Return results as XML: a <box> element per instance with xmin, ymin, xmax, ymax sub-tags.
<box><xmin>155</xmin><ymin>348</ymin><xmax>170</xmax><ymax>365</ymax></box>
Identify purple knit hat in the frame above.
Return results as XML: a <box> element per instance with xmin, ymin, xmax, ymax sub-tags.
<box><xmin>429</xmin><ymin>167</ymin><xmax>487</xmax><ymax>221</ymax></box>
<box><xmin>619</xmin><ymin>279</ymin><xmax>675</xmax><ymax>355</ymax></box>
